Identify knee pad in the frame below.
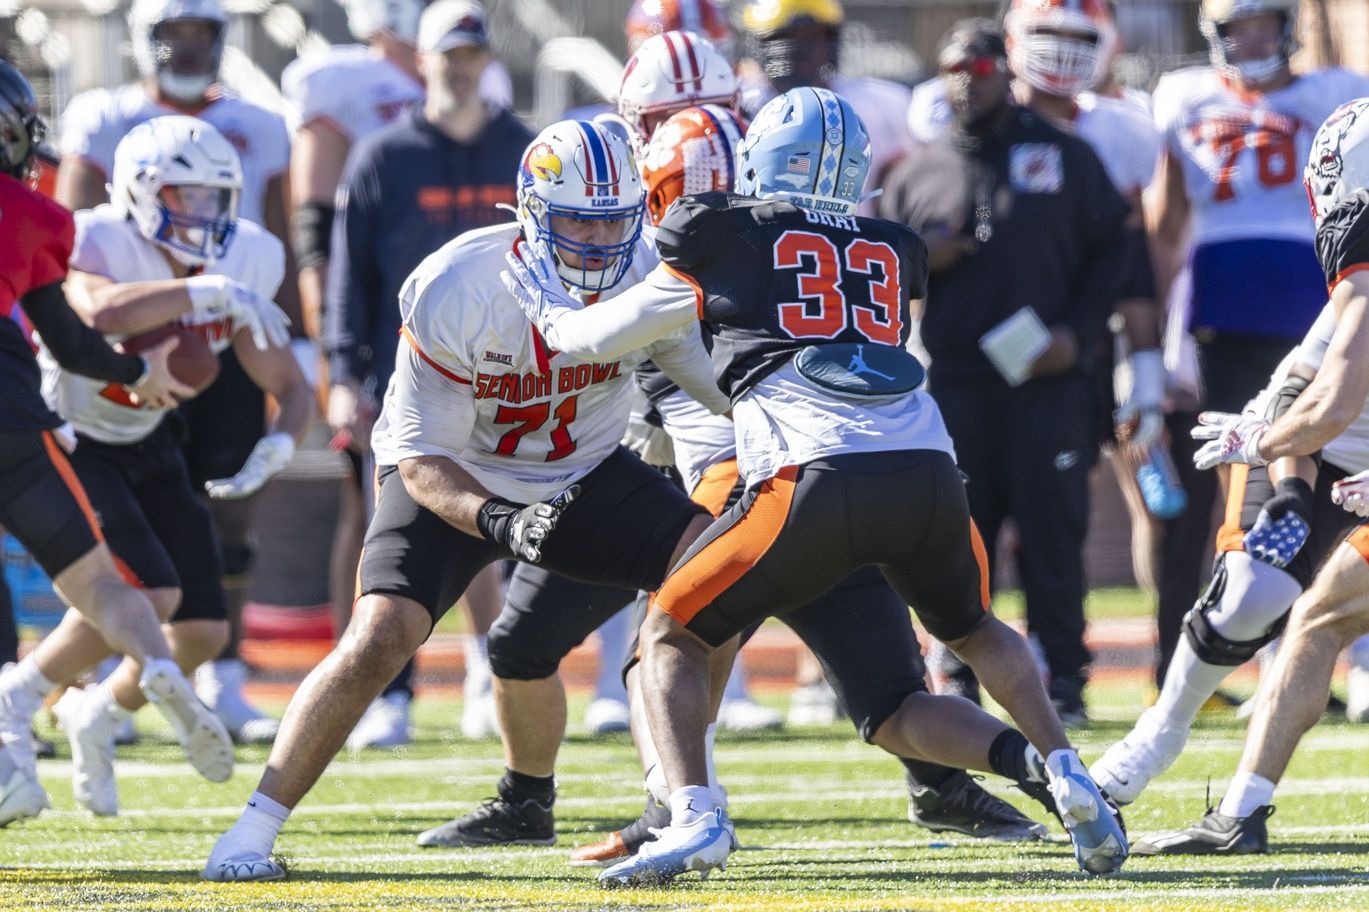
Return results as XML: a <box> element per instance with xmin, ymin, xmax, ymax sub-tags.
<box><xmin>486</xmin><ymin>624</ymin><xmax>562</xmax><ymax>681</ymax></box>
<box><xmin>1242</xmin><ymin>479</ymin><xmax>1313</xmax><ymax>570</ymax></box>
<box><xmin>1184</xmin><ymin>553</ymin><xmax>1302</xmax><ymax>666</ymax></box>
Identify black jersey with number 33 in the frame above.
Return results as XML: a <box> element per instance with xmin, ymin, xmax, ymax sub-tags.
<box><xmin>653</xmin><ymin>192</ymin><xmax>929</xmax><ymax>402</ymax></box>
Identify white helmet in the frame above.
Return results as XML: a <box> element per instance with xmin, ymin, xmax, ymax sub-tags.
<box><xmin>618</xmin><ymin>30</ymin><xmax>738</xmax><ymax>155</ymax></box>
<box><xmin>129</xmin><ymin>0</ymin><xmax>227</xmax><ymax>104</ymax></box>
<box><xmin>1005</xmin><ymin>0</ymin><xmax>1118</xmax><ymax>96</ymax></box>
<box><xmin>344</xmin><ymin>0</ymin><xmax>423</xmax><ymax>44</ymax></box>
<box><xmin>112</xmin><ymin>115</ymin><xmax>242</xmax><ymax>268</ymax></box>
<box><xmin>1305</xmin><ymin>99</ymin><xmax>1369</xmax><ymax>228</ymax></box>
<box><xmin>516</xmin><ymin>120</ymin><xmax>645</xmax><ymax>294</ymax></box>
<box><xmin>1199</xmin><ymin>0</ymin><xmax>1298</xmax><ymax>87</ymax></box>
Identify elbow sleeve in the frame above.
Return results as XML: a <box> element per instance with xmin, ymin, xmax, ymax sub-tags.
<box><xmin>292</xmin><ymin>201</ymin><xmax>336</xmax><ymax>271</ymax></box>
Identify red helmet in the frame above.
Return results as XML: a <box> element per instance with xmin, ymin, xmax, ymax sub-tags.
<box><xmin>627</xmin><ymin>0</ymin><xmax>733</xmax><ymax>57</ymax></box>
<box><xmin>1005</xmin><ymin>0</ymin><xmax>1117</xmax><ymax>96</ymax></box>
<box><xmin>641</xmin><ymin>104</ymin><xmax>747</xmax><ymax>226</ymax></box>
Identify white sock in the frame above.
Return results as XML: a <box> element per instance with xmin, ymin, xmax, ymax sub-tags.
<box><xmin>463</xmin><ymin>635</ymin><xmax>491</xmax><ymax>697</ymax></box>
<box><xmin>721</xmin><ymin>661</ymin><xmax>750</xmax><ymax>703</ymax></box>
<box><xmin>592</xmin><ymin>608</ymin><xmax>630</xmax><ymax>704</ymax></box>
<box><xmin>88</xmin><ymin>681</ymin><xmax>135</xmax><ymax>722</ymax></box>
<box><xmin>8</xmin><ymin>655</ymin><xmax>56</xmax><ymax>699</ymax></box>
<box><xmin>1150</xmin><ymin>638</ymin><xmax>1232</xmax><ymax>733</ymax></box>
<box><xmin>231</xmin><ymin>791</ymin><xmax>291</xmax><ymax>857</ymax></box>
<box><xmin>704</xmin><ymin>723</ymin><xmax>719</xmax><ymax>792</ymax></box>
<box><xmin>1219</xmin><ymin>771</ymin><xmax>1276</xmax><ymax>818</ymax></box>
<box><xmin>668</xmin><ymin>785</ymin><xmax>715</xmax><ymax>827</ymax></box>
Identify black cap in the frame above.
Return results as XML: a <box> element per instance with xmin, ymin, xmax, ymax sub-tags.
<box><xmin>937</xmin><ymin>18</ymin><xmax>1007</xmax><ymax>67</ymax></box>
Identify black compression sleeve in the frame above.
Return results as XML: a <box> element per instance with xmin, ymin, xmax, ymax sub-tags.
<box><xmin>20</xmin><ymin>280</ymin><xmax>144</xmax><ymax>385</ymax></box>
<box><xmin>292</xmin><ymin>201</ymin><xmax>336</xmax><ymax>271</ymax></box>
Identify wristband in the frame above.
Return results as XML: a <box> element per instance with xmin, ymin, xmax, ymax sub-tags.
<box><xmin>475</xmin><ymin>497</ymin><xmax>521</xmax><ymax>544</ymax></box>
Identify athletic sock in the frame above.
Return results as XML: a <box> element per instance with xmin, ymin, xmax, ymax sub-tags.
<box><xmin>87</xmin><ymin>681</ymin><xmax>135</xmax><ymax>720</ymax></box>
<box><xmin>1219</xmin><ymin>771</ymin><xmax>1276</xmax><ymax>818</ymax></box>
<box><xmin>620</xmin><ymin>793</ymin><xmax>672</xmax><ymax>852</ymax></box>
<box><xmin>987</xmin><ymin>729</ymin><xmax>1035</xmax><ymax>784</ymax></box>
<box><xmin>500</xmin><ymin>769</ymin><xmax>555</xmax><ymax>805</ymax></box>
<box><xmin>704</xmin><ymin>723</ymin><xmax>721</xmax><ymax>799</ymax></box>
<box><xmin>1151</xmin><ymin>638</ymin><xmax>1237</xmax><ymax>733</ymax></box>
<box><xmin>233</xmin><ymin>791</ymin><xmax>290</xmax><ymax>858</ymax></box>
<box><xmin>7</xmin><ymin>655</ymin><xmax>56</xmax><ymax>700</ymax></box>
<box><xmin>668</xmin><ymin>785</ymin><xmax>715</xmax><ymax>827</ymax></box>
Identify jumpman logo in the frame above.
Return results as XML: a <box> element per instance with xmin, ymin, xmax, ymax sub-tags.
<box><xmin>847</xmin><ymin>345</ymin><xmax>896</xmax><ymax>381</ymax></box>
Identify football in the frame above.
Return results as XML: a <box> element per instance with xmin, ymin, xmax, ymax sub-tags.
<box><xmin>118</xmin><ymin>323</ymin><xmax>220</xmax><ymax>396</ymax></box>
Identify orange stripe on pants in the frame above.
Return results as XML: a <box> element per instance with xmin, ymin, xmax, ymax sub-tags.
<box><xmin>41</xmin><ymin>431</ymin><xmax>104</xmax><ymax>544</ymax></box>
<box><xmin>653</xmin><ymin>465</ymin><xmax>799</xmax><ymax>627</ymax></box>
<box><xmin>690</xmin><ymin>458</ymin><xmax>739</xmax><ymax>518</ymax></box>
<box><xmin>1216</xmin><ymin>464</ymin><xmax>1249</xmax><ymax>553</ymax></box>
<box><xmin>969</xmin><ymin>520</ymin><xmax>991</xmax><ymax>611</ymax></box>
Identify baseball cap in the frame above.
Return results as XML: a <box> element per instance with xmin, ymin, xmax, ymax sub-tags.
<box><xmin>418</xmin><ymin>0</ymin><xmax>489</xmax><ymax>54</ymax></box>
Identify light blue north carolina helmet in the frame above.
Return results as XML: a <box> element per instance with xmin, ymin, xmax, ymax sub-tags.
<box><xmin>735</xmin><ymin>86</ymin><xmax>871</xmax><ymax>215</ymax></box>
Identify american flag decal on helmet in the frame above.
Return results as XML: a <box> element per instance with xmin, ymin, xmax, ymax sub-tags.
<box><xmin>575</xmin><ymin>121</ymin><xmax>621</xmax><ymax>197</ymax></box>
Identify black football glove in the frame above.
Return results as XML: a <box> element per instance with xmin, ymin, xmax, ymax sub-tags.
<box><xmin>476</xmin><ymin>485</ymin><xmax>580</xmax><ymax>562</ymax></box>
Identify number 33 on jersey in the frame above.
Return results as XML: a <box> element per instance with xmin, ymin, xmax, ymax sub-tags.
<box><xmin>653</xmin><ymin>191</ymin><xmax>927</xmax><ymax>402</ymax></box>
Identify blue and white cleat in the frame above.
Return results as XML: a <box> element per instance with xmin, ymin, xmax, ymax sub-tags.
<box><xmin>599</xmin><ymin>808</ymin><xmax>736</xmax><ymax>887</ymax></box>
<box><xmin>1047</xmin><ymin>749</ymin><xmax>1128</xmax><ymax>875</ymax></box>
<box><xmin>0</xmin><ymin>765</ymin><xmax>48</xmax><ymax>827</ymax></box>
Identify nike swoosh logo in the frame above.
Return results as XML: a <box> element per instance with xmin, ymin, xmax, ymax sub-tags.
<box><xmin>248</xmin><ymin>801</ymin><xmax>257</xmax><ymax>807</ymax></box>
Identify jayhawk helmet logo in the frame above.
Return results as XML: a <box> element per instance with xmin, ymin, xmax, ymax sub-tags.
<box><xmin>524</xmin><ymin>143</ymin><xmax>563</xmax><ymax>183</ymax></box>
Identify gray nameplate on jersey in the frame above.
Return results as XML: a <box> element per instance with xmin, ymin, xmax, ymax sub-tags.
<box><xmin>794</xmin><ymin>343</ymin><xmax>926</xmax><ymax>399</ymax></box>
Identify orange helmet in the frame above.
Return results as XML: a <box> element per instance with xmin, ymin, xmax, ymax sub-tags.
<box><xmin>1005</xmin><ymin>0</ymin><xmax>1117</xmax><ymax>96</ymax></box>
<box><xmin>627</xmin><ymin>0</ymin><xmax>733</xmax><ymax>57</ymax></box>
<box><xmin>641</xmin><ymin>103</ymin><xmax>747</xmax><ymax>226</ymax></box>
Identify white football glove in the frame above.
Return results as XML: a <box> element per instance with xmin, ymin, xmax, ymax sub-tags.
<box><xmin>501</xmin><ymin>236</ymin><xmax>578</xmax><ymax>334</ymax></box>
<box><xmin>1191</xmin><ymin>411</ymin><xmax>1269</xmax><ymax>470</ymax></box>
<box><xmin>1115</xmin><ymin>348</ymin><xmax>1165</xmax><ymax>450</ymax></box>
<box><xmin>205</xmin><ymin>432</ymin><xmax>295</xmax><ymax>499</ymax></box>
<box><xmin>1333</xmin><ymin>470</ymin><xmax>1369</xmax><ymax>518</ymax></box>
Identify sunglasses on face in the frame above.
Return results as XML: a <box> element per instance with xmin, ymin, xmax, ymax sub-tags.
<box><xmin>940</xmin><ymin>56</ymin><xmax>1003</xmax><ymax>78</ymax></box>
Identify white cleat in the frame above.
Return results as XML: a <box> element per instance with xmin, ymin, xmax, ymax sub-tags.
<box><xmin>1348</xmin><ymin>663</ymin><xmax>1369</xmax><ymax>724</ymax></box>
<box><xmin>599</xmin><ymin>808</ymin><xmax>736</xmax><ymax>887</ymax></box>
<box><xmin>202</xmin><ymin>833</ymin><xmax>287</xmax><ymax>882</ymax></box>
<box><xmin>0</xmin><ymin>766</ymin><xmax>48</xmax><ymax>827</ymax></box>
<box><xmin>584</xmin><ymin>697</ymin><xmax>631</xmax><ymax>736</ymax></box>
<box><xmin>716</xmin><ymin>697</ymin><xmax>783</xmax><ymax>733</ymax></box>
<box><xmin>52</xmin><ymin>687</ymin><xmax>119</xmax><ymax>816</ymax></box>
<box><xmin>347</xmin><ymin>692</ymin><xmax>412</xmax><ymax>750</ymax></box>
<box><xmin>460</xmin><ymin>689</ymin><xmax>500</xmax><ymax>741</ymax></box>
<box><xmin>139</xmin><ymin>659</ymin><xmax>234</xmax><ymax>782</ymax></box>
<box><xmin>1089</xmin><ymin>708</ymin><xmax>1187</xmax><ymax>806</ymax></box>
<box><xmin>786</xmin><ymin>681</ymin><xmax>840</xmax><ymax>726</ymax></box>
<box><xmin>0</xmin><ymin>663</ymin><xmax>43</xmax><ymax>775</ymax></box>
<box><xmin>196</xmin><ymin>659</ymin><xmax>280</xmax><ymax>745</ymax></box>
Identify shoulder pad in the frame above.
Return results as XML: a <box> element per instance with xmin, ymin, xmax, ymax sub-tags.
<box><xmin>653</xmin><ymin>192</ymin><xmax>734</xmax><ymax>269</ymax></box>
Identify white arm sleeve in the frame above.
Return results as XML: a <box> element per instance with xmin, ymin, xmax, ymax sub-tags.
<box><xmin>540</xmin><ymin>265</ymin><xmax>698</xmax><ymax>361</ymax></box>
<box><xmin>377</xmin><ymin>341</ymin><xmax>478</xmax><ymax>462</ymax></box>
<box><xmin>647</xmin><ymin>323</ymin><xmax>732</xmax><ymax>416</ymax></box>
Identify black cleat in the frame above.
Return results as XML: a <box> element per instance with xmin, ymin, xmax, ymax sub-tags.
<box><xmin>417</xmin><ymin>782</ymin><xmax>556</xmax><ymax>847</ymax></box>
<box><xmin>1132</xmin><ymin>805</ymin><xmax>1272</xmax><ymax>856</ymax></box>
<box><xmin>908</xmin><ymin>771</ymin><xmax>1047</xmax><ymax>841</ymax></box>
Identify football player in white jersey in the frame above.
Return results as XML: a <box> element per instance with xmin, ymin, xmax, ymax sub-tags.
<box><xmin>1090</xmin><ymin>0</ymin><xmax>1369</xmax><ymax>805</ymax></box>
<box><xmin>507</xmin><ymin>87</ymin><xmax>1128</xmax><ymax>885</ymax></box>
<box><xmin>736</xmin><ymin>0</ymin><xmax>913</xmax><ymax>215</ymax></box>
<box><xmin>202</xmin><ymin>120</ymin><xmax>734</xmax><ymax>882</ymax></box>
<box><xmin>55</xmin><ymin>0</ymin><xmax>300</xmax><ymax>743</ymax></box>
<box><xmin>1128</xmin><ymin>100</ymin><xmax>1369</xmax><ymax>854</ymax></box>
<box><xmin>1</xmin><ymin>116</ymin><xmax>308</xmax><ymax>816</ymax></box>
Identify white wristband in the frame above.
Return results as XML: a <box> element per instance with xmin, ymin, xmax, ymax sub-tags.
<box><xmin>184</xmin><ymin>274</ymin><xmax>231</xmax><ymax>319</ymax></box>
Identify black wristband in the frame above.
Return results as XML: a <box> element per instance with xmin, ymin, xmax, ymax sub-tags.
<box><xmin>291</xmin><ymin>201</ymin><xmax>336</xmax><ymax>271</ymax></box>
<box><xmin>475</xmin><ymin>497</ymin><xmax>521</xmax><ymax>544</ymax></box>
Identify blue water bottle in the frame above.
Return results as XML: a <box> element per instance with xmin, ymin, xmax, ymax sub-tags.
<box><xmin>1136</xmin><ymin>448</ymin><xmax>1188</xmax><ymax>520</ymax></box>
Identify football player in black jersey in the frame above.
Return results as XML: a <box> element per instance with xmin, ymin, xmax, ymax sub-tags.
<box><xmin>505</xmin><ymin>86</ymin><xmax>1127</xmax><ymax>884</ymax></box>
<box><xmin>1125</xmin><ymin>98</ymin><xmax>1369</xmax><ymax>856</ymax></box>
